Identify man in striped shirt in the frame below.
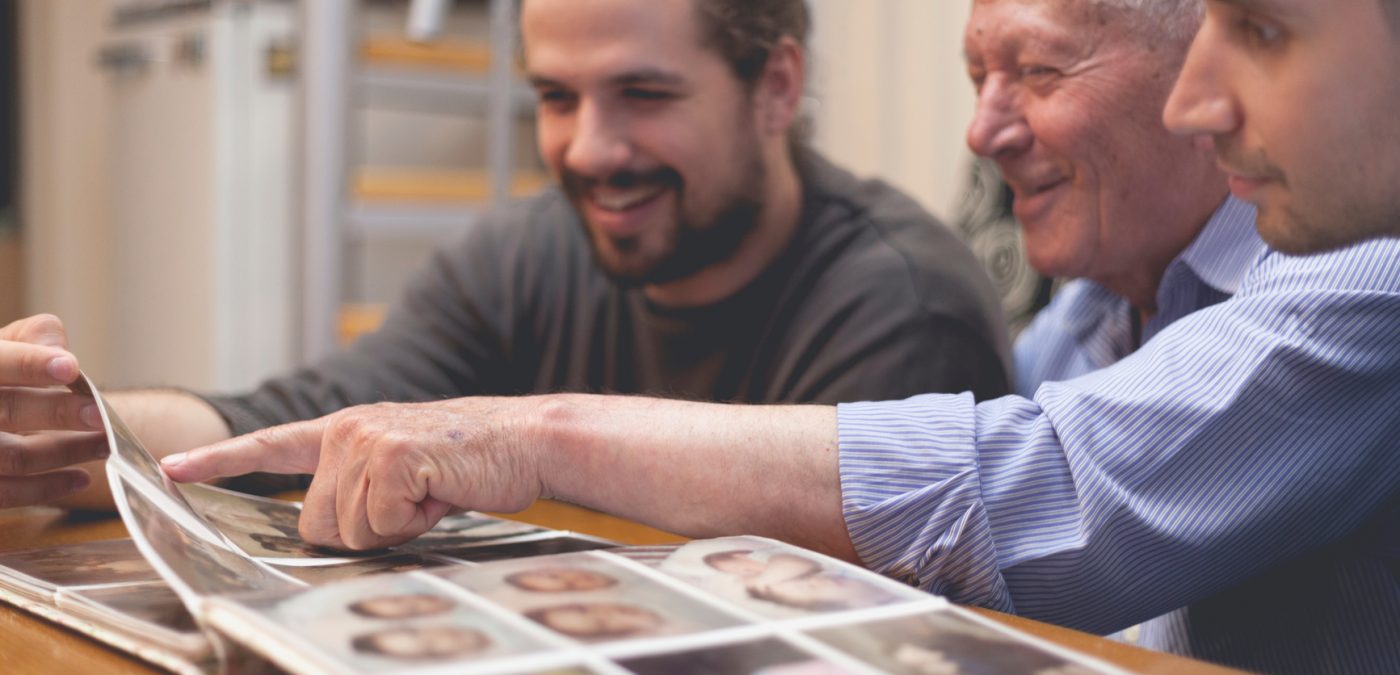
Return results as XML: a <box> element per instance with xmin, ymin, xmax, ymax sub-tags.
<box><xmin>164</xmin><ymin>0</ymin><xmax>1400</xmax><ymax>672</ymax></box>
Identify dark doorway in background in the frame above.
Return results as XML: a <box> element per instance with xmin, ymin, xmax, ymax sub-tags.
<box><xmin>1</xmin><ymin>0</ymin><xmax>21</xmax><ymax>325</ymax></box>
<box><xmin>0</xmin><ymin>0</ymin><xmax>14</xmax><ymax>235</ymax></box>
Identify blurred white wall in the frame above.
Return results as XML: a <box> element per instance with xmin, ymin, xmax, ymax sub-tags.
<box><xmin>19</xmin><ymin>0</ymin><xmax>114</xmax><ymax>380</ymax></box>
<box><xmin>809</xmin><ymin>0</ymin><xmax>975</xmax><ymax>222</ymax></box>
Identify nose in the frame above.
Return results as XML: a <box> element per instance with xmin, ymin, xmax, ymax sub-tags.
<box><xmin>563</xmin><ymin>101</ymin><xmax>632</xmax><ymax>178</ymax></box>
<box><xmin>1164</xmin><ymin>22</ymin><xmax>1240</xmax><ymax>139</ymax></box>
<box><xmin>966</xmin><ymin>76</ymin><xmax>1033</xmax><ymax>159</ymax></box>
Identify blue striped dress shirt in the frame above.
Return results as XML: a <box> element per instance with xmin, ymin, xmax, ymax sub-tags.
<box><xmin>837</xmin><ymin>197</ymin><xmax>1400</xmax><ymax>674</ymax></box>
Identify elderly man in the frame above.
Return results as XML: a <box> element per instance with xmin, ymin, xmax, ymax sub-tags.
<box><xmin>167</xmin><ymin>0</ymin><xmax>1399</xmax><ymax>672</ymax></box>
<box><xmin>0</xmin><ymin>0</ymin><xmax>1010</xmax><ymax>509</ymax></box>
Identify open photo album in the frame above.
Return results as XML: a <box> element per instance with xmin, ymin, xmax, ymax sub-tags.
<box><xmin>0</xmin><ymin>375</ymin><xmax>1126</xmax><ymax>675</ymax></box>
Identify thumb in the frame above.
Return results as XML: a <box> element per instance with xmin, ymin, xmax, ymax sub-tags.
<box><xmin>161</xmin><ymin>419</ymin><xmax>328</xmax><ymax>483</ymax></box>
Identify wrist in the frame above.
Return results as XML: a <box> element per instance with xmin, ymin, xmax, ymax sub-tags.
<box><xmin>523</xmin><ymin>393</ymin><xmax>593</xmax><ymax>502</ymax></box>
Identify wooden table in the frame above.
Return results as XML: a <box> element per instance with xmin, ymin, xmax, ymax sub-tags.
<box><xmin>0</xmin><ymin>503</ymin><xmax>1241</xmax><ymax>674</ymax></box>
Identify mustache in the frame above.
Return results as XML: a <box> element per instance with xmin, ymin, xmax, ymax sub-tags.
<box><xmin>1213</xmin><ymin>136</ymin><xmax>1288</xmax><ymax>186</ymax></box>
<box><xmin>560</xmin><ymin>167</ymin><xmax>682</xmax><ymax>198</ymax></box>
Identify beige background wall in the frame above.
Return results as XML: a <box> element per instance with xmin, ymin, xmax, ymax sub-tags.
<box><xmin>18</xmin><ymin>0</ymin><xmax>113</xmax><ymax>379</ymax></box>
<box><xmin>809</xmin><ymin>0</ymin><xmax>975</xmax><ymax>221</ymax></box>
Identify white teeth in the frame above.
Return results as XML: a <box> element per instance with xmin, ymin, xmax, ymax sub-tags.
<box><xmin>591</xmin><ymin>185</ymin><xmax>666</xmax><ymax>212</ymax></box>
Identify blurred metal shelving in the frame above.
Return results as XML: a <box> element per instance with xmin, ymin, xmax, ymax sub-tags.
<box><xmin>300</xmin><ymin>0</ymin><xmax>531</xmax><ymax>359</ymax></box>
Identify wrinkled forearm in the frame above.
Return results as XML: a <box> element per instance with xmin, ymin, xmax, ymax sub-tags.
<box><xmin>521</xmin><ymin>393</ymin><xmax>857</xmax><ymax>561</ymax></box>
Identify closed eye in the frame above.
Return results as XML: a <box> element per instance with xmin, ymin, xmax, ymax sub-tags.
<box><xmin>623</xmin><ymin>88</ymin><xmax>675</xmax><ymax>102</ymax></box>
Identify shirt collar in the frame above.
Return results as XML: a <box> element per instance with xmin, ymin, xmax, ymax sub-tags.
<box><xmin>1172</xmin><ymin>196</ymin><xmax>1266</xmax><ymax>296</ymax></box>
<box><xmin>1057</xmin><ymin>196</ymin><xmax>1263</xmax><ymax>347</ymax></box>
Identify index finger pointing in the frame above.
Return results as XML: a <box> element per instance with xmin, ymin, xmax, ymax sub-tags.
<box><xmin>161</xmin><ymin>419</ymin><xmax>329</xmax><ymax>483</ymax></box>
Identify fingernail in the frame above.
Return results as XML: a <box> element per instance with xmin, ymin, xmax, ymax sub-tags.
<box><xmin>38</xmin><ymin>332</ymin><xmax>66</xmax><ymax>348</ymax></box>
<box><xmin>71</xmin><ymin>472</ymin><xmax>91</xmax><ymax>491</ymax></box>
<box><xmin>96</xmin><ymin>441</ymin><xmax>111</xmax><ymax>459</ymax></box>
<box><xmin>162</xmin><ymin>453</ymin><xmax>186</xmax><ymax>468</ymax></box>
<box><xmin>80</xmin><ymin>404</ymin><xmax>103</xmax><ymax>430</ymax></box>
<box><xmin>47</xmin><ymin>356</ymin><xmax>77</xmax><ymax>382</ymax></box>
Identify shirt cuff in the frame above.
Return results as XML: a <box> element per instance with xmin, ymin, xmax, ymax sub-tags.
<box><xmin>837</xmin><ymin>393</ymin><xmax>1013</xmax><ymax>611</ymax></box>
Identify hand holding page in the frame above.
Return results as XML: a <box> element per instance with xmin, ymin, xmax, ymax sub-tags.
<box><xmin>0</xmin><ymin>315</ymin><xmax>109</xmax><ymax>507</ymax></box>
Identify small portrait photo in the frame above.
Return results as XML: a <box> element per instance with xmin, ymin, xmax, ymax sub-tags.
<box><xmin>348</xmin><ymin>592</ymin><xmax>456</xmax><ymax>620</ymax></box>
<box><xmin>808</xmin><ymin>610</ymin><xmax>1108</xmax><ymax>675</ymax></box>
<box><xmin>433</xmin><ymin>535</ymin><xmax>616</xmax><ymax>563</ymax></box>
<box><xmin>279</xmin><ymin>554</ymin><xmax>455</xmax><ymax>585</ymax></box>
<box><xmin>230</xmin><ymin>573</ymin><xmax>546</xmax><ymax>670</ymax></box>
<box><xmin>392</xmin><ymin>512</ymin><xmax>547</xmax><ymax>553</ymax></box>
<box><xmin>523</xmin><ymin>602</ymin><xmax>664</xmax><ymax>642</ymax></box>
<box><xmin>656</xmin><ymin>537</ymin><xmax>926</xmax><ymax>619</ymax></box>
<box><xmin>439</xmin><ymin>551</ymin><xmax>742</xmax><ymax>644</ymax></box>
<box><xmin>617</xmin><ymin>636</ymin><xmax>853</xmax><ymax>675</ymax></box>
<box><xmin>120</xmin><ymin>475</ymin><xmax>299</xmax><ymax>596</ymax></box>
<box><xmin>504</xmin><ymin>566</ymin><xmax>620</xmax><ymax>593</ymax></box>
<box><xmin>349</xmin><ymin>625</ymin><xmax>491</xmax><ymax>662</ymax></box>
<box><xmin>0</xmin><ymin>538</ymin><xmax>161</xmax><ymax>589</ymax></box>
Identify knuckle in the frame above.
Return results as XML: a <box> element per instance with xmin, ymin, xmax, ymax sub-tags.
<box><xmin>331</xmin><ymin>406</ymin><xmax>388</xmax><ymax>448</ymax></box>
<box><xmin>325</xmin><ymin>412</ymin><xmax>362</xmax><ymax>447</ymax></box>
<box><xmin>24</xmin><ymin>314</ymin><xmax>64</xmax><ymax>340</ymax></box>
<box><xmin>377</xmin><ymin>433</ymin><xmax>414</xmax><ymax>462</ymax></box>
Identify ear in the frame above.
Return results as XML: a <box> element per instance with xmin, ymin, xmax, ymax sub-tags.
<box><xmin>754</xmin><ymin>36</ymin><xmax>806</xmax><ymax>137</ymax></box>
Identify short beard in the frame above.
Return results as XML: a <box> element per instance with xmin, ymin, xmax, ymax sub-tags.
<box><xmin>566</xmin><ymin>144</ymin><xmax>768</xmax><ymax>288</ymax></box>
<box><xmin>631</xmin><ymin>180</ymin><xmax>764</xmax><ymax>286</ymax></box>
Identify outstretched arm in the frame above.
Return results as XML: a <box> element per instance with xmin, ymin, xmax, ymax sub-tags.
<box><xmin>161</xmin><ymin>394</ymin><xmax>857</xmax><ymax>561</ymax></box>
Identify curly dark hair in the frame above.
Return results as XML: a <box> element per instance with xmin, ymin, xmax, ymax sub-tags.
<box><xmin>694</xmin><ymin>0</ymin><xmax>811</xmax><ymax>88</ymax></box>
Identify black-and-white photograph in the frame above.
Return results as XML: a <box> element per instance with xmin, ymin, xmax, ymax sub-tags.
<box><xmin>180</xmin><ymin>482</ymin><xmax>303</xmax><ymax>530</ymax></box>
<box><xmin>201</xmin><ymin>507</ymin><xmax>376</xmax><ymax>561</ymax></box>
<box><xmin>656</xmin><ymin>537</ymin><xmax>925</xmax><ymax>619</ymax></box>
<box><xmin>808</xmin><ymin>610</ymin><xmax>1106</xmax><ymax>675</ymax></box>
<box><xmin>74</xmin><ymin>375</ymin><xmax>189</xmax><ymax>505</ymax></box>
<box><xmin>120</xmin><ymin>475</ymin><xmax>299</xmax><ymax>596</ymax></box>
<box><xmin>439</xmin><ymin>552</ymin><xmax>743</xmax><ymax>644</ymax></box>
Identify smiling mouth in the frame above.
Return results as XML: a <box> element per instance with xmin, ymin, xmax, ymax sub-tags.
<box><xmin>589</xmin><ymin>184</ymin><xmax>669</xmax><ymax>212</ymax></box>
<box><xmin>1007</xmin><ymin>176</ymin><xmax>1068</xmax><ymax>224</ymax></box>
<box><xmin>1024</xmin><ymin>178</ymin><xmax>1066</xmax><ymax>197</ymax></box>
